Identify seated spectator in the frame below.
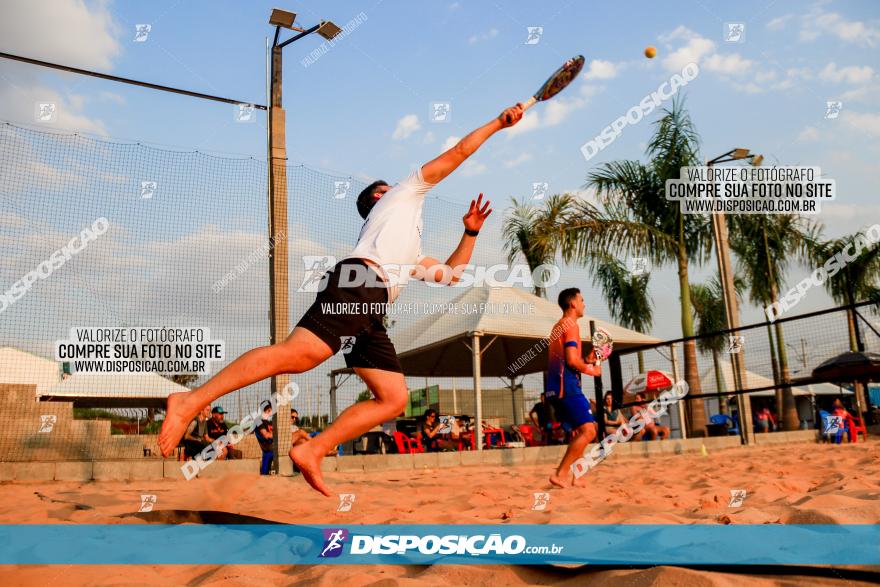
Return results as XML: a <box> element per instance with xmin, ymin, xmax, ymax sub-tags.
<box><xmin>550</xmin><ymin>422</ymin><xmax>567</xmax><ymax>445</ymax></box>
<box><xmin>255</xmin><ymin>403</ymin><xmax>274</xmax><ymax>475</ymax></box>
<box><xmin>529</xmin><ymin>393</ymin><xmax>552</xmax><ymax>444</ymax></box>
<box><xmin>755</xmin><ymin>406</ymin><xmax>776</xmax><ymax>433</ymax></box>
<box><xmin>631</xmin><ymin>393</ymin><xmax>670</xmax><ymax>440</ymax></box>
<box><xmin>830</xmin><ymin>399</ymin><xmax>851</xmax><ymax>441</ymax></box>
<box><xmin>456</xmin><ymin>416</ymin><xmax>474</xmax><ymax>449</ymax></box>
<box><xmin>206</xmin><ymin>406</ymin><xmax>230</xmax><ymax>460</ymax></box>
<box><xmin>418</xmin><ymin>409</ymin><xmax>456</xmax><ymax>452</ymax></box>
<box><xmin>603</xmin><ymin>392</ymin><xmax>626</xmax><ymax>435</ymax></box>
<box><xmin>831</xmin><ymin>398</ymin><xmax>850</xmax><ymax>419</ymax></box>
<box><xmin>182</xmin><ymin>405</ymin><xmax>211</xmax><ymax>460</ymax></box>
<box><xmin>290</xmin><ymin>409</ymin><xmax>311</xmax><ymax>448</ymax></box>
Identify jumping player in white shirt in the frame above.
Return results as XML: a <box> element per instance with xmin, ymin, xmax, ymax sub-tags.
<box><xmin>158</xmin><ymin>103</ymin><xmax>525</xmax><ymax>494</ymax></box>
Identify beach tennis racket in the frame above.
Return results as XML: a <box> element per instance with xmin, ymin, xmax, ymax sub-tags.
<box><xmin>591</xmin><ymin>327</ymin><xmax>614</xmax><ymax>361</ymax></box>
<box><xmin>505</xmin><ymin>55</ymin><xmax>585</xmax><ymax>124</ymax></box>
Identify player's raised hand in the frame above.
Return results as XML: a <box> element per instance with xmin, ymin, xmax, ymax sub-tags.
<box><xmin>463</xmin><ymin>193</ymin><xmax>492</xmax><ymax>232</ymax></box>
<box><xmin>499</xmin><ymin>103</ymin><xmax>524</xmax><ymax>128</ymax></box>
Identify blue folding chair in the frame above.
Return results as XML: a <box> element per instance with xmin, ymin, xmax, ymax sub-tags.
<box><xmin>819</xmin><ymin>410</ymin><xmax>847</xmax><ymax>444</ymax></box>
<box><xmin>709</xmin><ymin>414</ymin><xmax>740</xmax><ymax>436</ymax></box>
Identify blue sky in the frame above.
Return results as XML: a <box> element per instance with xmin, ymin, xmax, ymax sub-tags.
<box><xmin>3</xmin><ymin>0</ymin><xmax>878</xmax><ymax>208</ymax></box>
<box><xmin>1</xmin><ymin>0</ymin><xmax>879</xmax><ymax>411</ymax></box>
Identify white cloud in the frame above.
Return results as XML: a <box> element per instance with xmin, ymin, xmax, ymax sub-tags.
<box><xmin>786</xmin><ymin>67</ymin><xmax>813</xmax><ymax>81</ymax></box>
<box><xmin>704</xmin><ymin>53</ymin><xmax>754</xmax><ymax>76</ymax></box>
<box><xmin>423</xmin><ymin>130</ymin><xmax>435</xmax><ymax>144</ymax></box>
<box><xmin>658</xmin><ymin>25</ymin><xmax>831</xmax><ymax>94</ymax></box>
<box><xmin>506</xmin><ymin>80</ymin><xmax>602</xmax><ymax>138</ymax></box>
<box><xmin>392</xmin><ymin>114</ymin><xmax>421</xmax><ymax>140</ymax></box>
<box><xmin>766</xmin><ymin>14</ymin><xmax>793</xmax><ymax>31</ymax></box>
<box><xmin>0</xmin><ymin>0</ymin><xmax>120</xmax><ymax>134</ymax></box>
<box><xmin>441</xmin><ymin>135</ymin><xmax>460</xmax><ymax>150</ymax></box>
<box><xmin>98</xmin><ymin>91</ymin><xmax>126</xmax><ymax>105</ymax></box>
<box><xmin>579</xmin><ymin>84</ymin><xmax>603</xmax><ymax>99</ymax></box>
<box><xmin>755</xmin><ymin>70</ymin><xmax>777</xmax><ymax>84</ymax></box>
<box><xmin>468</xmin><ymin>28</ymin><xmax>499</xmax><ymax>45</ymax></box>
<box><xmin>800</xmin><ymin>6</ymin><xmax>880</xmax><ymax>47</ymax></box>
<box><xmin>818</xmin><ymin>63</ymin><xmax>875</xmax><ymax>85</ymax></box>
<box><xmin>0</xmin><ymin>125</ymin><xmax>90</xmax><ymax>198</ymax></box>
<box><xmin>841</xmin><ymin>83</ymin><xmax>879</xmax><ymax>103</ymax></box>
<box><xmin>740</xmin><ymin>82</ymin><xmax>764</xmax><ymax>94</ymax></box>
<box><xmin>818</xmin><ymin>203</ymin><xmax>880</xmax><ymax>234</ymax></box>
<box><xmin>0</xmin><ymin>0</ymin><xmax>120</xmax><ymax>69</ymax></box>
<box><xmin>583</xmin><ymin>59</ymin><xmax>618</xmax><ymax>80</ymax></box>
<box><xmin>841</xmin><ymin>111</ymin><xmax>880</xmax><ymax>137</ymax></box>
<box><xmin>0</xmin><ymin>83</ymin><xmax>109</xmax><ymax>134</ymax></box>
<box><xmin>503</xmin><ymin>153</ymin><xmax>533</xmax><ymax>168</ymax></box>
<box><xmin>505</xmin><ymin>111</ymin><xmax>540</xmax><ymax>137</ymax></box>
<box><xmin>798</xmin><ymin>126</ymin><xmax>820</xmax><ymax>142</ymax></box>
<box><xmin>459</xmin><ymin>159</ymin><xmax>487</xmax><ymax>177</ymax></box>
<box><xmin>660</xmin><ymin>26</ymin><xmax>715</xmax><ymax>72</ymax></box>
<box><xmin>543</xmin><ymin>97</ymin><xmax>583</xmax><ymax>126</ymax></box>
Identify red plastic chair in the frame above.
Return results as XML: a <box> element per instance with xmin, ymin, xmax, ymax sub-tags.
<box><xmin>393</xmin><ymin>431</ymin><xmax>421</xmax><ymax>454</ymax></box>
<box><xmin>481</xmin><ymin>424</ymin><xmax>507</xmax><ymax>447</ymax></box>
<box><xmin>846</xmin><ymin>414</ymin><xmax>868</xmax><ymax>443</ymax></box>
<box><xmin>518</xmin><ymin>424</ymin><xmax>543</xmax><ymax>447</ymax></box>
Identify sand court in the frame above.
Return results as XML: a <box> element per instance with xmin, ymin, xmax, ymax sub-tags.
<box><xmin>1</xmin><ymin>439</ymin><xmax>878</xmax><ymax>585</ymax></box>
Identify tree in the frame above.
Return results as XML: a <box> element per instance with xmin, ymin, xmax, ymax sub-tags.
<box><xmin>591</xmin><ymin>256</ymin><xmax>654</xmax><ymax>372</ymax></box>
<box><xmin>502</xmin><ymin>194</ymin><xmax>577</xmax><ymax>298</ymax></box>
<box><xmin>690</xmin><ymin>274</ymin><xmax>744</xmax><ymax>414</ymax></box>
<box><xmin>728</xmin><ymin>213</ymin><xmax>819</xmax><ymax>430</ymax></box>
<box><xmin>804</xmin><ymin>228</ymin><xmax>880</xmax><ymax>414</ymax></box>
<box><xmin>562</xmin><ymin>97</ymin><xmax>714</xmax><ymax>436</ymax></box>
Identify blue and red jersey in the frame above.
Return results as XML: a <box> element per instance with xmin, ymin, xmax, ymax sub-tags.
<box><xmin>545</xmin><ymin>318</ymin><xmax>581</xmax><ymax>399</ymax></box>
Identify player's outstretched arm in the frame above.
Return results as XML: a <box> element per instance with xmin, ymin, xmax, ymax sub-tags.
<box><xmin>414</xmin><ymin>193</ymin><xmax>492</xmax><ymax>284</ymax></box>
<box><xmin>421</xmin><ymin>104</ymin><xmax>523</xmax><ymax>185</ymax></box>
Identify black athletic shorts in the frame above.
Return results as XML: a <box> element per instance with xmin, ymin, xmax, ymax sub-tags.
<box><xmin>296</xmin><ymin>259</ymin><xmax>402</xmax><ymax>373</ymax></box>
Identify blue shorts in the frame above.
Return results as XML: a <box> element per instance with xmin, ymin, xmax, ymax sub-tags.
<box><xmin>550</xmin><ymin>392</ymin><xmax>595</xmax><ymax>429</ymax></box>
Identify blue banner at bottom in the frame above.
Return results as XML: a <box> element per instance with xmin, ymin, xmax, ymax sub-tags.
<box><xmin>0</xmin><ymin>524</ymin><xmax>877</xmax><ymax>565</ymax></box>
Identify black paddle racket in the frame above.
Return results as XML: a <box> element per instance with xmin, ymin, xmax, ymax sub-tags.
<box><xmin>506</xmin><ymin>55</ymin><xmax>585</xmax><ymax>123</ymax></box>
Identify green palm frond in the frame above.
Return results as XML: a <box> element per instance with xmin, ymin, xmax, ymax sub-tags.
<box><xmin>591</xmin><ymin>255</ymin><xmax>653</xmax><ymax>333</ymax></box>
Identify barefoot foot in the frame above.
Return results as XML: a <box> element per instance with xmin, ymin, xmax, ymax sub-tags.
<box><xmin>290</xmin><ymin>445</ymin><xmax>331</xmax><ymax>496</ymax></box>
<box><xmin>549</xmin><ymin>473</ymin><xmax>571</xmax><ymax>489</ymax></box>
<box><xmin>158</xmin><ymin>392</ymin><xmax>200</xmax><ymax>457</ymax></box>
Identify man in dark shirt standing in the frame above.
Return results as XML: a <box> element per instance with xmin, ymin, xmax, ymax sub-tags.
<box><xmin>206</xmin><ymin>406</ymin><xmax>230</xmax><ymax>460</ymax></box>
<box><xmin>255</xmin><ymin>403</ymin><xmax>274</xmax><ymax>475</ymax></box>
<box><xmin>529</xmin><ymin>392</ymin><xmax>553</xmax><ymax>444</ymax></box>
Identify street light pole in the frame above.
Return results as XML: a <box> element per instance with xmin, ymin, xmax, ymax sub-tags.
<box><xmin>707</xmin><ymin>149</ymin><xmax>756</xmax><ymax>445</ymax></box>
<box><xmin>267</xmin><ymin>9</ymin><xmax>341</xmax><ymax>474</ymax></box>
<box><xmin>268</xmin><ymin>38</ymin><xmax>291</xmax><ymax>474</ymax></box>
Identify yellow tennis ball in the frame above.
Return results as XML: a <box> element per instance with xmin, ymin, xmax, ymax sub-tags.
<box><xmin>645</xmin><ymin>46</ymin><xmax>657</xmax><ymax>59</ymax></box>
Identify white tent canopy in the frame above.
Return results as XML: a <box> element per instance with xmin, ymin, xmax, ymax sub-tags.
<box><xmin>700</xmin><ymin>358</ymin><xmax>853</xmax><ymax>397</ymax></box>
<box><xmin>336</xmin><ymin>286</ymin><xmax>661</xmax><ymax>450</ymax></box>
<box><xmin>0</xmin><ymin>346</ymin><xmax>62</xmax><ymax>396</ymax></box>
<box><xmin>43</xmin><ymin>371</ymin><xmax>189</xmax><ymax>408</ymax></box>
<box><xmin>391</xmin><ymin>286</ymin><xmax>660</xmax><ymax>377</ymax></box>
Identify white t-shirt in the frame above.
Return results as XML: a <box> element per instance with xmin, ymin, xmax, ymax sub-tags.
<box><xmin>345</xmin><ymin>168</ymin><xmax>435</xmax><ymax>302</ymax></box>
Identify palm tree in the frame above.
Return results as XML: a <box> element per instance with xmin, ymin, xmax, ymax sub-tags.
<box><xmin>690</xmin><ymin>274</ymin><xmax>745</xmax><ymax>415</ymax></box>
<box><xmin>807</xmin><ymin>229</ymin><xmax>880</xmax><ymax>345</ymax></box>
<box><xmin>804</xmin><ymin>228</ymin><xmax>880</xmax><ymax>414</ymax></box>
<box><xmin>502</xmin><ymin>194</ymin><xmax>576</xmax><ymax>298</ymax></box>
<box><xmin>560</xmin><ymin>97</ymin><xmax>714</xmax><ymax>436</ymax></box>
<box><xmin>728</xmin><ymin>214</ymin><xmax>819</xmax><ymax>430</ymax></box>
<box><xmin>591</xmin><ymin>256</ymin><xmax>654</xmax><ymax>373</ymax></box>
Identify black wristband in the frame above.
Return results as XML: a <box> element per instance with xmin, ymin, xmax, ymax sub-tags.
<box><xmin>465</xmin><ymin>228</ymin><xmax>479</xmax><ymax>237</ymax></box>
